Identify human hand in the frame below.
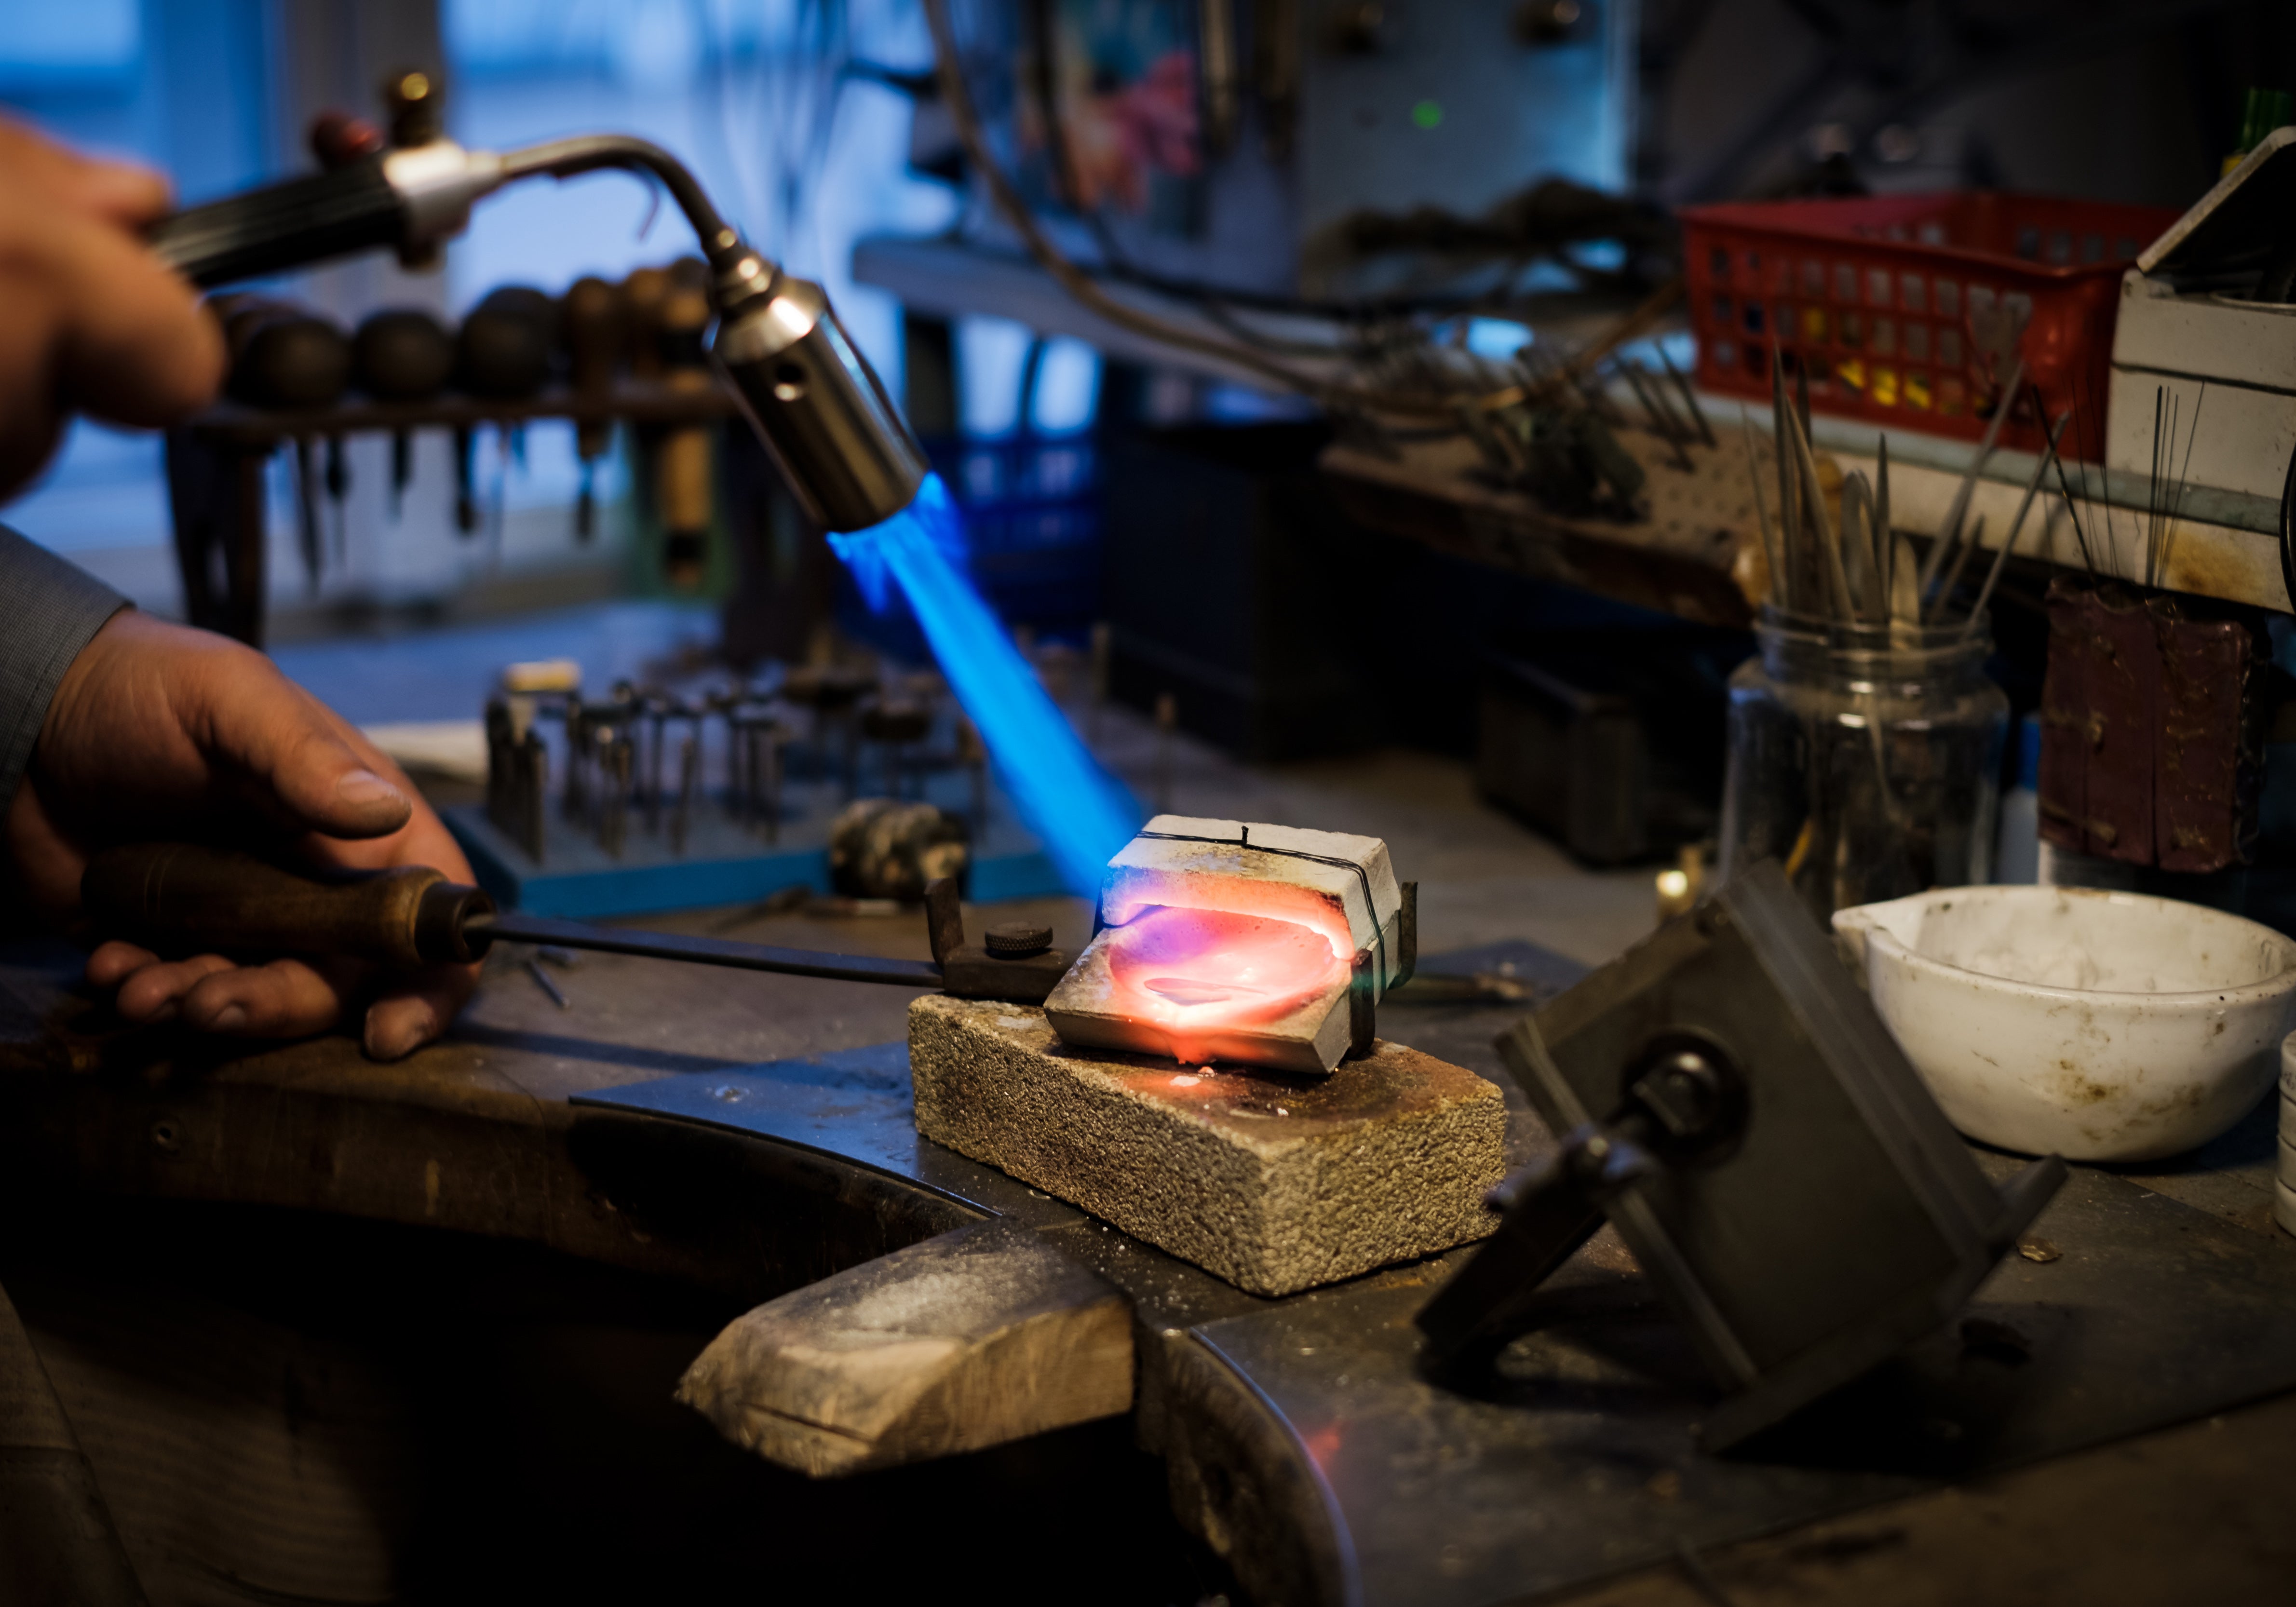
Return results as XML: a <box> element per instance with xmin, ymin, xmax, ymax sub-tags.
<box><xmin>5</xmin><ymin>611</ymin><xmax>480</xmax><ymax>1060</ymax></box>
<box><xmin>0</xmin><ymin>115</ymin><xmax>224</xmax><ymax>498</ymax></box>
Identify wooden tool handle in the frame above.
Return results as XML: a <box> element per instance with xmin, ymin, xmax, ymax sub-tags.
<box><xmin>81</xmin><ymin>844</ymin><xmax>494</xmax><ymax>969</ymax></box>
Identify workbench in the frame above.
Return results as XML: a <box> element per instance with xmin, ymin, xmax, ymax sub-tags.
<box><xmin>2</xmin><ymin>850</ymin><xmax>2292</xmax><ymax>1605</ymax></box>
<box><xmin>1322</xmin><ymin>401</ymin><xmax>2296</xmax><ymax>632</ymax></box>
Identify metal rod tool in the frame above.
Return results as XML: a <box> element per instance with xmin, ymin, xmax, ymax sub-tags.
<box><xmin>81</xmin><ymin>843</ymin><xmax>1063</xmax><ymax>1003</ymax></box>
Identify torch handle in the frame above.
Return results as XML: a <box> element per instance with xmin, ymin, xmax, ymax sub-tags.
<box><xmin>147</xmin><ymin>160</ymin><xmax>405</xmax><ymax>289</ymax></box>
<box><xmin>81</xmin><ymin>844</ymin><xmax>492</xmax><ymax>969</ymax></box>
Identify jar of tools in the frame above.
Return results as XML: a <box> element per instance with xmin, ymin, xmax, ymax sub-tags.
<box><xmin>1719</xmin><ymin>608</ymin><xmax>2010</xmax><ymax>922</ymax></box>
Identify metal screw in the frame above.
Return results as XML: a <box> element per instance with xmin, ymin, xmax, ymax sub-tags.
<box><xmin>984</xmin><ymin>923</ymin><xmax>1054</xmax><ymax>959</ymax></box>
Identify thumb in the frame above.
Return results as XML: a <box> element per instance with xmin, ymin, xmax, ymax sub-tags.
<box><xmin>212</xmin><ymin>676</ymin><xmax>413</xmax><ymax>840</ymax></box>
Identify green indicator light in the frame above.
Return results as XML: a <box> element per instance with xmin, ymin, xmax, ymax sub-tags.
<box><xmin>1411</xmin><ymin>99</ymin><xmax>1443</xmax><ymax>130</ymax></box>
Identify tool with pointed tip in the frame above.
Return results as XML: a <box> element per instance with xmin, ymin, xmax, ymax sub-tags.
<box><xmin>292</xmin><ymin>435</ymin><xmax>324</xmax><ymax>591</ymax></box>
<box><xmin>324</xmin><ymin>432</ymin><xmax>350</xmax><ymax>564</ymax></box>
<box><xmin>1738</xmin><ymin>405</ymin><xmax>1782</xmax><ymax>599</ymax></box>
<box><xmin>1921</xmin><ymin>356</ymin><xmax>2025</xmax><ymax>598</ymax></box>
<box><xmin>1769</xmin><ymin>348</ymin><xmax>1800</xmax><ymax>612</ymax></box>
<box><xmin>388</xmin><ymin>430</ymin><xmax>413</xmax><ymax>519</ymax></box>
<box><xmin>452</xmin><ymin>423</ymin><xmax>478</xmax><ymax>535</ymax></box>
<box><xmin>81</xmin><ymin>844</ymin><xmax>1065</xmax><ymax>1004</ymax></box>
<box><xmin>1653</xmin><ymin>342</ymin><xmax>1715</xmax><ymax>448</ymax></box>
<box><xmin>1960</xmin><ymin>410</ymin><xmax>2072</xmax><ymax>643</ymax></box>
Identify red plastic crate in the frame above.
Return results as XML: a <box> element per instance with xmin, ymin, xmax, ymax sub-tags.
<box><xmin>1678</xmin><ymin>192</ymin><xmax>2181</xmax><ymax>459</ymax></box>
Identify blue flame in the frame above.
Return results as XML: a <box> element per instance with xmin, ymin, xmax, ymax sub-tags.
<box><xmin>828</xmin><ymin>474</ymin><xmax>1142</xmax><ymax>895</ymax></box>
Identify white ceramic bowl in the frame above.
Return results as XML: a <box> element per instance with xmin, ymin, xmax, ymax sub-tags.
<box><xmin>1833</xmin><ymin>885</ymin><xmax>2296</xmax><ymax>1162</ymax></box>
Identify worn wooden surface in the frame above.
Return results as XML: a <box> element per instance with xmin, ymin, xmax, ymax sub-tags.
<box><xmin>676</xmin><ymin>1218</ymin><xmax>1132</xmax><ymax>1476</ymax></box>
<box><xmin>1558</xmin><ymin>1391</ymin><xmax>2296</xmax><ymax>1607</ymax></box>
<box><xmin>3</xmin><ymin>880</ymin><xmax>2295</xmax><ymax>1604</ymax></box>
<box><xmin>0</xmin><ymin>893</ymin><xmax>1060</xmax><ymax>1239</ymax></box>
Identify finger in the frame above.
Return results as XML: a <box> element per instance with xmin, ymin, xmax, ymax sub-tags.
<box><xmin>0</xmin><ymin>117</ymin><xmax>172</xmax><ymax>225</ymax></box>
<box><xmin>85</xmin><ymin>940</ymin><xmax>159</xmax><ymax>987</ymax></box>
<box><xmin>39</xmin><ymin>150</ymin><xmax>171</xmax><ymax>229</ymax></box>
<box><xmin>364</xmin><ymin>964</ymin><xmax>477</xmax><ymax>1061</ymax></box>
<box><xmin>4</xmin><ymin>769</ymin><xmax>92</xmax><ymax>922</ymax></box>
<box><xmin>180</xmin><ymin>958</ymin><xmax>345</xmax><ymax>1038</ymax></box>
<box><xmin>303</xmin><ymin>728</ymin><xmax>471</xmax><ymax>876</ymax></box>
<box><xmin>189</xmin><ymin>661</ymin><xmax>414</xmax><ymax>842</ymax></box>
<box><xmin>113</xmin><ymin>953</ymin><xmax>236</xmax><ymax>1023</ymax></box>
<box><xmin>48</xmin><ymin>215</ymin><xmax>224</xmax><ymax>428</ymax></box>
<box><xmin>29</xmin><ymin>612</ymin><xmax>414</xmax><ymax>846</ymax></box>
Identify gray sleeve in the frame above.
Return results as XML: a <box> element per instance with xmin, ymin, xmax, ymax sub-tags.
<box><xmin>0</xmin><ymin>525</ymin><xmax>129</xmax><ymax>815</ymax></box>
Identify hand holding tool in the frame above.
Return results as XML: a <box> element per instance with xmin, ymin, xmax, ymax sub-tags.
<box><xmin>82</xmin><ymin>843</ymin><xmax>1061</xmax><ymax>1002</ymax></box>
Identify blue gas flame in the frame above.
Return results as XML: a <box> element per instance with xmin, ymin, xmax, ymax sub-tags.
<box><xmin>828</xmin><ymin>473</ymin><xmax>1142</xmax><ymax>895</ymax></box>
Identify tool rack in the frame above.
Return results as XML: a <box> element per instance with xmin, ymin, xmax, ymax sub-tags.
<box><xmin>164</xmin><ymin>380</ymin><xmax>741</xmax><ymax>647</ymax></box>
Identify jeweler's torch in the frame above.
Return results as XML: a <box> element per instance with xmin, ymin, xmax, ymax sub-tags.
<box><xmin>145</xmin><ymin>75</ymin><xmax>926</xmax><ymax>533</ymax></box>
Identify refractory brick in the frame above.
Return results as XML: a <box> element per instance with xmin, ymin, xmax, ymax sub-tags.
<box><xmin>908</xmin><ymin>994</ymin><xmax>1507</xmax><ymax>1296</ymax></box>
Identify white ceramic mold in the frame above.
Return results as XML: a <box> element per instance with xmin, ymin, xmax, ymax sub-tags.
<box><xmin>1833</xmin><ymin>885</ymin><xmax>2296</xmax><ymax>1163</ymax></box>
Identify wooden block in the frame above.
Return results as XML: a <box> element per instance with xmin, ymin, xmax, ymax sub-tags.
<box><xmin>675</xmin><ymin>1221</ymin><xmax>1132</xmax><ymax>1478</ymax></box>
<box><xmin>2087</xmin><ymin>587</ymin><xmax>2159</xmax><ymax>864</ymax></box>
<box><xmin>909</xmin><ymin>995</ymin><xmax>1507</xmax><ymax>1297</ymax></box>
<box><xmin>2037</xmin><ymin>577</ymin><xmax>2090</xmax><ymax>855</ymax></box>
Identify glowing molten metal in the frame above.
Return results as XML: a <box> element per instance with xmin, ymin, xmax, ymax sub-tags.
<box><xmin>1101</xmin><ymin>906</ymin><xmax>1348</xmax><ymax>1066</ymax></box>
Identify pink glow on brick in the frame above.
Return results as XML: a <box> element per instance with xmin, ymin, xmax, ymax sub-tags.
<box><xmin>1102</xmin><ymin>906</ymin><xmax>1348</xmax><ymax>1065</ymax></box>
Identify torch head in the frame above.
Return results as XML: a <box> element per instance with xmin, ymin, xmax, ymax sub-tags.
<box><xmin>709</xmin><ymin>248</ymin><xmax>928</xmax><ymax>532</ymax></box>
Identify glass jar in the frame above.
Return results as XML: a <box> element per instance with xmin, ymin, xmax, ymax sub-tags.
<box><xmin>1719</xmin><ymin>608</ymin><xmax>2009</xmax><ymax>923</ymax></box>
